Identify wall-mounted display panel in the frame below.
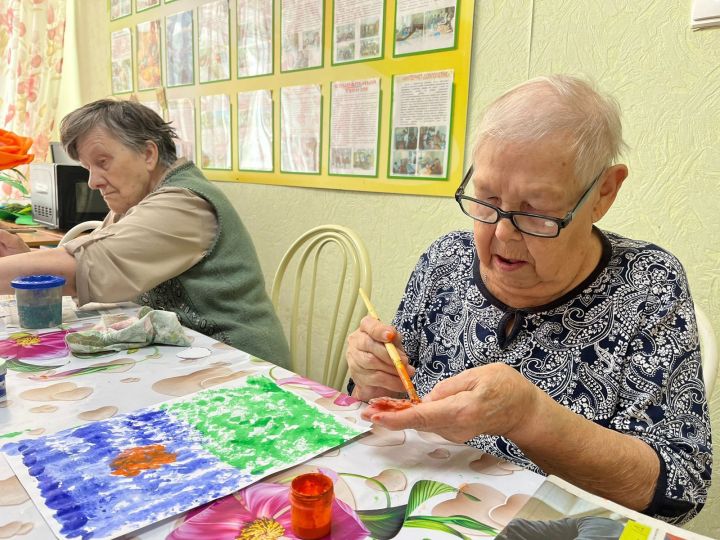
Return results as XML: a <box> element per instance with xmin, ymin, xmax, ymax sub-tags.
<box><xmin>108</xmin><ymin>0</ymin><xmax>475</xmax><ymax>197</ymax></box>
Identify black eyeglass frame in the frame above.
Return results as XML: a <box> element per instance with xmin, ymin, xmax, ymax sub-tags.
<box><xmin>454</xmin><ymin>166</ymin><xmax>605</xmax><ymax>238</ymax></box>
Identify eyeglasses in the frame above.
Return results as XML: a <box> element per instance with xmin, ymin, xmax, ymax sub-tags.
<box><xmin>455</xmin><ymin>167</ymin><xmax>605</xmax><ymax>238</ymax></box>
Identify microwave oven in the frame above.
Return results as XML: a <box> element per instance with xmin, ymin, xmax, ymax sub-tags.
<box><xmin>29</xmin><ymin>163</ymin><xmax>109</xmax><ymax>230</ymax></box>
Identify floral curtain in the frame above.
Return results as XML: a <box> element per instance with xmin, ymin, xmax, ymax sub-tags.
<box><xmin>0</xmin><ymin>0</ymin><xmax>66</xmax><ymax>200</ymax></box>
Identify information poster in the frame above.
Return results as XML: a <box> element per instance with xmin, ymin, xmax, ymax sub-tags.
<box><xmin>329</xmin><ymin>78</ymin><xmax>379</xmax><ymax>176</ymax></box>
<box><xmin>394</xmin><ymin>0</ymin><xmax>457</xmax><ymax>56</ymax></box>
<box><xmin>136</xmin><ymin>19</ymin><xmax>162</xmax><ymax>90</ymax></box>
<box><xmin>237</xmin><ymin>0</ymin><xmax>273</xmax><ymax>77</ymax></box>
<box><xmin>198</xmin><ymin>0</ymin><xmax>231</xmax><ymax>83</ymax></box>
<box><xmin>238</xmin><ymin>90</ymin><xmax>273</xmax><ymax>171</ymax></box>
<box><xmin>165</xmin><ymin>10</ymin><xmax>194</xmax><ymax>87</ymax></box>
<box><xmin>111</xmin><ymin>28</ymin><xmax>133</xmax><ymax>94</ymax></box>
<box><xmin>281</xmin><ymin>85</ymin><xmax>321</xmax><ymax>173</ymax></box>
<box><xmin>168</xmin><ymin>97</ymin><xmax>197</xmax><ymax>162</ymax></box>
<box><xmin>136</xmin><ymin>0</ymin><xmax>160</xmax><ymax>12</ymax></box>
<box><xmin>389</xmin><ymin>70</ymin><xmax>453</xmax><ymax>178</ymax></box>
<box><xmin>333</xmin><ymin>0</ymin><xmax>383</xmax><ymax>64</ymax></box>
<box><xmin>281</xmin><ymin>0</ymin><xmax>323</xmax><ymax>71</ymax></box>
<box><xmin>110</xmin><ymin>0</ymin><xmax>131</xmax><ymax>20</ymax></box>
<box><xmin>200</xmin><ymin>94</ymin><xmax>232</xmax><ymax>170</ymax></box>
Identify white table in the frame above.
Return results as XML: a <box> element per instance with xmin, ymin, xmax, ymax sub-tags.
<box><xmin>0</xmin><ymin>300</ymin><xmax>543</xmax><ymax>539</ymax></box>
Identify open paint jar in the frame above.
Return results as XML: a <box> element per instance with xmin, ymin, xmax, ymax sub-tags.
<box><xmin>290</xmin><ymin>472</ymin><xmax>334</xmax><ymax>539</ymax></box>
<box><xmin>10</xmin><ymin>275</ymin><xmax>66</xmax><ymax>329</ymax></box>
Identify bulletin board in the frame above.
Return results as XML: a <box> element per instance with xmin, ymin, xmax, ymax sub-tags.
<box><xmin>108</xmin><ymin>0</ymin><xmax>474</xmax><ymax>197</ymax></box>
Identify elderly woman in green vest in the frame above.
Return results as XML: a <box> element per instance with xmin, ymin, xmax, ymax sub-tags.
<box><xmin>0</xmin><ymin>99</ymin><xmax>290</xmax><ymax>368</ymax></box>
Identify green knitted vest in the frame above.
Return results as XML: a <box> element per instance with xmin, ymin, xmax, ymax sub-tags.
<box><xmin>139</xmin><ymin>162</ymin><xmax>290</xmax><ymax>369</ymax></box>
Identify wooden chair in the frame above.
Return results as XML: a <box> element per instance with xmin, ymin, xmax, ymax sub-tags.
<box><xmin>271</xmin><ymin>225</ymin><xmax>371</xmax><ymax>390</ymax></box>
<box><xmin>58</xmin><ymin>220</ymin><xmax>103</xmax><ymax>246</ymax></box>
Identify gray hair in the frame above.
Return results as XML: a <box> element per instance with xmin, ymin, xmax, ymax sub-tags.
<box><xmin>60</xmin><ymin>99</ymin><xmax>177</xmax><ymax>168</ymax></box>
<box><xmin>472</xmin><ymin>74</ymin><xmax>627</xmax><ymax>187</ymax></box>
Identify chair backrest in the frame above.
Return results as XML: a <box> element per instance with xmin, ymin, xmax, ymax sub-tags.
<box><xmin>58</xmin><ymin>221</ymin><xmax>103</xmax><ymax>246</ymax></box>
<box><xmin>271</xmin><ymin>225</ymin><xmax>371</xmax><ymax>390</ymax></box>
<box><xmin>696</xmin><ymin>304</ymin><xmax>719</xmax><ymax>397</ymax></box>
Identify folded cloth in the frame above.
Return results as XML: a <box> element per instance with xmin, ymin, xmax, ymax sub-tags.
<box><xmin>66</xmin><ymin>306</ymin><xmax>191</xmax><ymax>354</ymax></box>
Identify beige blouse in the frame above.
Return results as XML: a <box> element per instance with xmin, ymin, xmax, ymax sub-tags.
<box><xmin>63</xmin><ymin>186</ymin><xmax>217</xmax><ymax>305</ymax></box>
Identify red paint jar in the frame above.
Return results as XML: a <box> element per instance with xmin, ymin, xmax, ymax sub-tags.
<box><xmin>290</xmin><ymin>472</ymin><xmax>334</xmax><ymax>539</ymax></box>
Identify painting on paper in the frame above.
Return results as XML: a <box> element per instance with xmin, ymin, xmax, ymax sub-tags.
<box><xmin>200</xmin><ymin>94</ymin><xmax>232</xmax><ymax>170</ymax></box>
<box><xmin>237</xmin><ymin>89</ymin><xmax>273</xmax><ymax>171</ymax></box>
<box><xmin>237</xmin><ymin>0</ymin><xmax>273</xmax><ymax>77</ymax></box>
<box><xmin>3</xmin><ymin>375</ymin><xmax>365</xmax><ymax>540</ymax></box>
<box><xmin>168</xmin><ymin>97</ymin><xmax>196</xmax><ymax>162</ymax></box>
<box><xmin>136</xmin><ymin>0</ymin><xmax>160</xmax><ymax>12</ymax></box>
<box><xmin>198</xmin><ymin>0</ymin><xmax>230</xmax><ymax>83</ymax></box>
<box><xmin>110</xmin><ymin>0</ymin><xmax>131</xmax><ymax>20</ymax></box>
<box><xmin>111</xmin><ymin>28</ymin><xmax>133</xmax><ymax>94</ymax></box>
<box><xmin>137</xmin><ymin>19</ymin><xmax>162</xmax><ymax>90</ymax></box>
<box><xmin>165</xmin><ymin>10</ymin><xmax>194</xmax><ymax>87</ymax></box>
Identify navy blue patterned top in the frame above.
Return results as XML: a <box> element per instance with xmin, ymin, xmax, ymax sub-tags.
<box><xmin>392</xmin><ymin>229</ymin><xmax>711</xmax><ymax>524</ymax></box>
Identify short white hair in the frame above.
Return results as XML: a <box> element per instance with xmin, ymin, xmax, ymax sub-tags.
<box><xmin>472</xmin><ymin>74</ymin><xmax>627</xmax><ymax>187</ymax></box>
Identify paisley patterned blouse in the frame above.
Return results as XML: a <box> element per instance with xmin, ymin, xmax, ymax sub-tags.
<box><xmin>392</xmin><ymin>229</ymin><xmax>711</xmax><ymax>524</ymax></box>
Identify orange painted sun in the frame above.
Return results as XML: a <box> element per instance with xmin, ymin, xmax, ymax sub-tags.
<box><xmin>111</xmin><ymin>444</ymin><xmax>177</xmax><ymax>477</ymax></box>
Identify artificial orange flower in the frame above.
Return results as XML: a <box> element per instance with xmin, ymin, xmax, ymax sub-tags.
<box><xmin>0</xmin><ymin>128</ymin><xmax>34</xmax><ymax>169</ymax></box>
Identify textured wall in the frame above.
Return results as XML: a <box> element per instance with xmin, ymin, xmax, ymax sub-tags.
<box><xmin>73</xmin><ymin>0</ymin><xmax>719</xmax><ymax>534</ymax></box>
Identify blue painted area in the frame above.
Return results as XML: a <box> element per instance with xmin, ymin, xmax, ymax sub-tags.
<box><xmin>6</xmin><ymin>407</ymin><xmax>252</xmax><ymax>539</ymax></box>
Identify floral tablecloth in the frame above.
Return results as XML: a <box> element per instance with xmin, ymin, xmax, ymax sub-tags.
<box><xmin>0</xmin><ymin>302</ymin><xmax>543</xmax><ymax>540</ymax></box>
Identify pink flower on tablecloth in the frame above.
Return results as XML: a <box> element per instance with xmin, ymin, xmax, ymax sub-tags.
<box><xmin>0</xmin><ymin>329</ymin><xmax>71</xmax><ymax>361</ymax></box>
<box><xmin>167</xmin><ymin>481</ymin><xmax>369</xmax><ymax>540</ymax></box>
<box><xmin>276</xmin><ymin>374</ymin><xmax>358</xmax><ymax>406</ymax></box>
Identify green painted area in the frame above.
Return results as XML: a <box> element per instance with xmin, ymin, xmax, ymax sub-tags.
<box><xmin>163</xmin><ymin>375</ymin><xmax>362</xmax><ymax>475</ymax></box>
<box><xmin>0</xmin><ymin>430</ymin><xmax>25</xmax><ymax>439</ymax></box>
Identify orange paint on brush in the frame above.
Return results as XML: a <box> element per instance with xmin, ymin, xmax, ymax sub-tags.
<box><xmin>110</xmin><ymin>444</ymin><xmax>177</xmax><ymax>477</ymax></box>
<box><xmin>290</xmin><ymin>472</ymin><xmax>334</xmax><ymax>539</ymax></box>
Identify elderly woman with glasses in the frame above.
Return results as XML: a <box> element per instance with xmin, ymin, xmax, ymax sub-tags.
<box><xmin>346</xmin><ymin>75</ymin><xmax>710</xmax><ymax>525</ymax></box>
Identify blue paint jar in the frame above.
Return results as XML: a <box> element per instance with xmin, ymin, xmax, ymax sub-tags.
<box><xmin>10</xmin><ymin>275</ymin><xmax>66</xmax><ymax>329</ymax></box>
<box><xmin>0</xmin><ymin>359</ymin><xmax>6</xmax><ymax>403</ymax></box>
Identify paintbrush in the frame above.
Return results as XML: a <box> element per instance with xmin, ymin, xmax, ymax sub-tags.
<box><xmin>358</xmin><ymin>288</ymin><xmax>421</xmax><ymax>404</ymax></box>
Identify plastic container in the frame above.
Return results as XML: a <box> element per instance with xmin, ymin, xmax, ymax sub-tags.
<box><xmin>10</xmin><ymin>275</ymin><xmax>66</xmax><ymax>329</ymax></box>
<box><xmin>290</xmin><ymin>472</ymin><xmax>334</xmax><ymax>539</ymax></box>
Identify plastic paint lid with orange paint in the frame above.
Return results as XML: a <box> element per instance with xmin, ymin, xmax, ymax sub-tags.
<box><xmin>289</xmin><ymin>472</ymin><xmax>334</xmax><ymax>539</ymax></box>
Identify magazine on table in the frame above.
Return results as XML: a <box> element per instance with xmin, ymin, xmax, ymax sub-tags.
<box><xmin>496</xmin><ymin>475</ymin><xmax>713</xmax><ymax>540</ymax></box>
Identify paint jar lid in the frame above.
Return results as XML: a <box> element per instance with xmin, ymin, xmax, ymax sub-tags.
<box><xmin>10</xmin><ymin>275</ymin><xmax>66</xmax><ymax>290</ymax></box>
